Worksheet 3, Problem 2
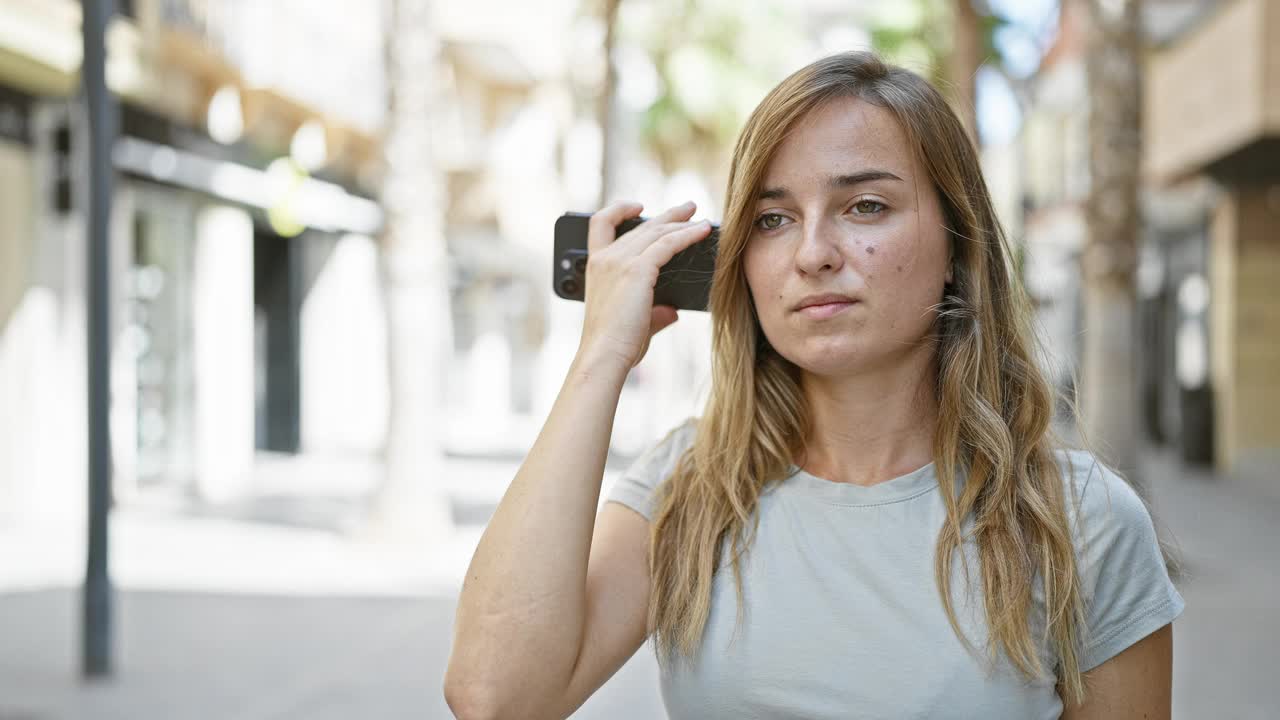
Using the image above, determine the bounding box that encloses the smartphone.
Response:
[552,211,720,312]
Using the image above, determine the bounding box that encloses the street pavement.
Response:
[0,589,662,720]
[1143,449,1280,720]
[0,448,1276,719]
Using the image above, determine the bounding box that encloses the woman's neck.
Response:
[797,344,938,487]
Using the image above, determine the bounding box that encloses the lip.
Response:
[797,300,856,319]
[793,293,858,311]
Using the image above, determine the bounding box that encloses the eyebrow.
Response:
[757,170,904,201]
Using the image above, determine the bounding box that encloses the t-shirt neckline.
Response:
[782,461,940,506]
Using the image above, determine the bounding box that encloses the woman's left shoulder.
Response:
[1050,448,1153,534]
[1047,448,1186,671]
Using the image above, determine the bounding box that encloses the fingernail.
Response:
[682,200,695,208]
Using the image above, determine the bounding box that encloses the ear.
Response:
[944,253,954,285]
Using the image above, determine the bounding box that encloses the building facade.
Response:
[0,0,716,537]
[1020,0,1279,484]
[0,0,388,523]
[1145,0,1280,480]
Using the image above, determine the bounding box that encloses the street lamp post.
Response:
[82,0,116,679]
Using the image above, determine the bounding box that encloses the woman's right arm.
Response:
[443,200,713,720]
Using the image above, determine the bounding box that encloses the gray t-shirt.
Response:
[605,419,1185,719]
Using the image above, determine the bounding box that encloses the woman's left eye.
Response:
[852,199,886,215]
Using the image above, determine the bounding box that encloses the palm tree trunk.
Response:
[948,0,982,145]
[1081,0,1143,480]
[372,0,455,541]
[598,0,623,208]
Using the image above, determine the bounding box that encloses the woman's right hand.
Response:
[577,199,714,371]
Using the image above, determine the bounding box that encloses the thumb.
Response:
[649,305,679,336]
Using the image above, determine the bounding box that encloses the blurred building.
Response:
[1020,0,1278,479]
[392,0,734,459]
[1145,0,1280,478]
[0,0,724,535]
[0,0,388,520]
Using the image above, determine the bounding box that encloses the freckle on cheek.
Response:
[896,265,903,273]
[866,246,876,255]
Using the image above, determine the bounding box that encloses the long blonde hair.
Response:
[647,50,1132,705]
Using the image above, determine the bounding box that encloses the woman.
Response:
[444,51,1184,719]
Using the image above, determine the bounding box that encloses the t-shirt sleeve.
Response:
[1063,451,1186,672]
[604,418,698,522]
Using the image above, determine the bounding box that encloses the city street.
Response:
[0,449,1276,719]
[2,0,1276,718]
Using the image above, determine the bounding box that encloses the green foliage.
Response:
[612,0,1019,174]
[868,0,1013,85]
[623,0,804,174]
[868,0,951,85]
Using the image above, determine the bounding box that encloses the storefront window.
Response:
[128,187,197,488]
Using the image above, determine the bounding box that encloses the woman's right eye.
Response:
[755,213,790,232]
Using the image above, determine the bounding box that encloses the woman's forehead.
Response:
[763,96,917,188]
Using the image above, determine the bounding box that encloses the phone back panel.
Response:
[553,212,719,312]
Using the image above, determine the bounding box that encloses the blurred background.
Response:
[0,0,1276,717]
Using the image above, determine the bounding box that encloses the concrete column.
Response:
[193,205,255,502]
[299,233,388,454]
[1209,185,1280,474]
[1208,193,1235,471]
[0,139,36,522]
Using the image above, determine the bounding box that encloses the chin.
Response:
[775,337,872,376]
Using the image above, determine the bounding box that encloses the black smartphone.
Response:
[552,211,720,312]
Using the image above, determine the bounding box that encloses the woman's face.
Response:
[743,95,953,378]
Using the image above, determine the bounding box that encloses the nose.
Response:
[794,216,844,276]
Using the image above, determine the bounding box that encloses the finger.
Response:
[588,201,644,254]
[613,219,704,253]
[649,305,678,336]
[647,200,697,225]
[639,220,714,267]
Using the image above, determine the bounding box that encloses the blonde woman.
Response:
[445,51,1184,719]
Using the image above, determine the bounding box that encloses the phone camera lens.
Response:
[560,277,581,296]
[573,256,588,275]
